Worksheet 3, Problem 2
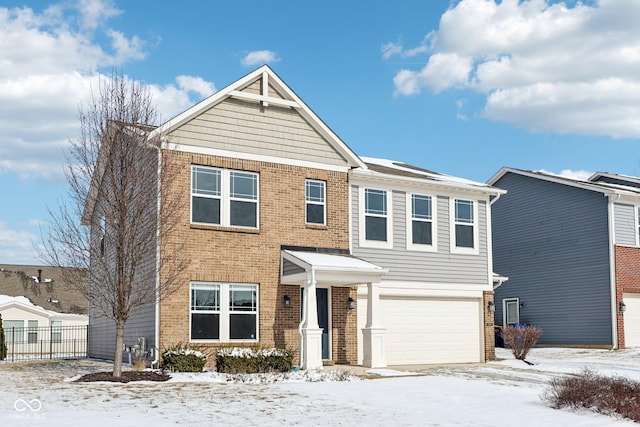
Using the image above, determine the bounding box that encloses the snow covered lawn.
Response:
[2,347,640,426]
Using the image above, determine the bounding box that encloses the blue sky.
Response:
[1,0,639,264]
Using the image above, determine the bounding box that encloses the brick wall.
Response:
[483,290,495,361]
[614,245,640,349]
[159,150,355,365]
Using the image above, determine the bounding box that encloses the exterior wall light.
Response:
[487,301,495,313]
[620,301,626,312]
[283,295,291,308]
[347,296,356,310]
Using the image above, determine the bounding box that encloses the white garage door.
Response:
[358,295,482,365]
[624,293,640,347]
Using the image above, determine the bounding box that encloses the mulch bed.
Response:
[75,370,171,383]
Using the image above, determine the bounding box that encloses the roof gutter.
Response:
[150,141,162,368]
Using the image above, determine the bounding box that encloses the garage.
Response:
[358,295,483,365]
[624,293,640,347]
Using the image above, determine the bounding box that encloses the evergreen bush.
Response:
[216,347,294,374]
[0,314,6,361]
[162,342,208,372]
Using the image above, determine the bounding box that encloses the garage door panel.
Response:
[358,295,482,365]
[624,293,640,347]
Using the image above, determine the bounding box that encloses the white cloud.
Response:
[241,50,281,67]
[0,1,215,182]
[388,0,640,138]
[0,221,40,265]
[537,168,594,181]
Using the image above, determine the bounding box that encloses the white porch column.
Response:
[301,277,323,369]
[362,281,386,368]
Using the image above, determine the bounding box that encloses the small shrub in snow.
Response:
[215,347,294,374]
[0,313,6,361]
[162,343,208,372]
[543,367,640,422]
[500,325,542,363]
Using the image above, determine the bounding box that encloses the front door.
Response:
[316,288,329,360]
[301,287,330,360]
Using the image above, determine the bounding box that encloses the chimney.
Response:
[38,269,42,283]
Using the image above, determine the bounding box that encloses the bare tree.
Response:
[42,72,185,376]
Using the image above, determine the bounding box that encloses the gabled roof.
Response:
[150,65,365,169]
[0,295,87,320]
[488,167,640,198]
[352,157,505,196]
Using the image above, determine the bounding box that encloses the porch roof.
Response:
[280,250,386,286]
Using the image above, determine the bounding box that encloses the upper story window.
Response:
[407,193,436,251]
[359,187,393,249]
[451,198,478,254]
[637,206,640,245]
[305,179,326,225]
[191,165,259,229]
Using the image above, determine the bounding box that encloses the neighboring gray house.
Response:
[489,168,640,349]
[351,158,505,364]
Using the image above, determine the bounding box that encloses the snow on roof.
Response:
[0,294,33,306]
[360,157,491,188]
[283,250,384,272]
[0,294,86,319]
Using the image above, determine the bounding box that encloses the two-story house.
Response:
[489,168,640,349]
[86,65,503,369]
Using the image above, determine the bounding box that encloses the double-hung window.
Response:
[50,320,62,343]
[451,198,478,254]
[305,179,326,225]
[190,282,258,341]
[637,206,640,246]
[191,166,258,228]
[27,320,38,344]
[407,193,436,251]
[361,188,392,248]
[2,320,24,344]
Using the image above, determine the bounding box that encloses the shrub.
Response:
[542,368,640,422]
[162,343,208,372]
[216,347,295,374]
[500,325,542,363]
[0,313,6,361]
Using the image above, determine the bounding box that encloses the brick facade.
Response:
[158,150,356,365]
[615,245,640,349]
[483,290,495,361]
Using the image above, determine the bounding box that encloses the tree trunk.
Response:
[113,320,125,377]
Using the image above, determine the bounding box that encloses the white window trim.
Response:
[189,282,259,342]
[449,198,479,255]
[191,166,260,229]
[503,298,520,327]
[635,205,640,247]
[406,193,437,252]
[305,179,326,226]
[359,187,393,249]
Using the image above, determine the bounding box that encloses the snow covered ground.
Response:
[2,347,640,426]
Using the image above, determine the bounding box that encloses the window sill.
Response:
[305,224,327,230]
[190,223,260,234]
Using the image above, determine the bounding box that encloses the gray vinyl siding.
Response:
[614,202,637,246]
[169,96,347,167]
[88,304,156,362]
[351,186,489,284]
[492,172,612,346]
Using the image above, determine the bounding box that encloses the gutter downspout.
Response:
[297,269,315,370]
[607,193,620,350]
[151,143,162,368]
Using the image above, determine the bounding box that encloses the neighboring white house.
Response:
[1,295,88,356]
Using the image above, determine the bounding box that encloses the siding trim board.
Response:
[152,66,365,170]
